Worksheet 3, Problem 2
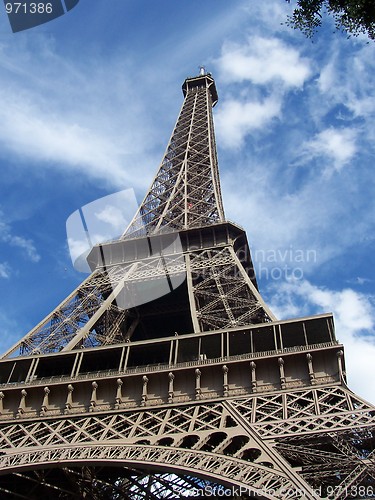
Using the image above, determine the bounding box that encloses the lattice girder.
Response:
[0,401,319,498]
[0,386,374,498]
[123,73,224,238]
[1,72,374,499]
[0,266,133,358]
[188,245,275,331]
[3,223,273,356]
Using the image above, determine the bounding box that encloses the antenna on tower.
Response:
[199,66,206,76]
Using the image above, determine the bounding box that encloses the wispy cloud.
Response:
[300,127,357,173]
[215,26,375,405]
[317,44,375,120]
[7,235,40,263]
[222,156,345,270]
[214,24,375,281]
[215,96,281,149]
[0,37,159,191]
[268,279,375,403]
[347,277,372,286]
[0,263,11,279]
[0,212,40,263]
[217,36,312,89]
[0,98,127,183]
[213,34,312,149]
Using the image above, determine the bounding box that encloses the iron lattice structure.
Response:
[0,72,374,499]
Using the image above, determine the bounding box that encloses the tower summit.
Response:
[123,70,221,238]
[0,73,373,498]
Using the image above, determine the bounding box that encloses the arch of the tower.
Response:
[0,442,307,499]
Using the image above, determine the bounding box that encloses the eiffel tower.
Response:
[0,70,374,499]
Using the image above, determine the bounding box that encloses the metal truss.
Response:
[0,388,373,498]
[2,73,272,358]
[123,73,224,238]
[0,400,319,498]
[187,246,275,331]
[1,266,132,358]
[2,240,273,357]
[0,72,374,499]
[0,467,223,499]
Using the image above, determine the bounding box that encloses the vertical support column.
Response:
[25,358,39,383]
[123,345,130,371]
[6,362,16,384]
[282,393,288,420]
[71,352,83,378]
[186,254,201,333]
[222,365,229,397]
[250,361,257,392]
[115,379,123,409]
[169,339,174,366]
[302,322,308,346]
[278,325,283,349]
[168,372,175,403]
[118,348,126,373]
[173,338,179,365]
[0,392,4,415]
[141,376,149,406]
[273,325,279,350]
[327,316,334,341]
[278,357,286,389]
[195,369,202,400]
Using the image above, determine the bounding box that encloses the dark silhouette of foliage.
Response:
[285,0,375,41]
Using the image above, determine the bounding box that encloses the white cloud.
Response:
[0,37,159,191]
[0,263,10,279]
[0,212,40,263]
[213,34,312,149]
[347,277,371,286]
[268,279,375,404]
[301,127,357,172]
[216,36,312,89]
[241,1,291,30]
[94,205,128,231]
[215,96,281,149]
[67,237,90,263]
[0,101,127,185]
[222,159,342,269]
[316,43,375,121]
[318,60,336,94]
[7,235,40,263]
[215,33,375,282]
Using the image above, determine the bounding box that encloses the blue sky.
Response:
[0,1,374,402]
